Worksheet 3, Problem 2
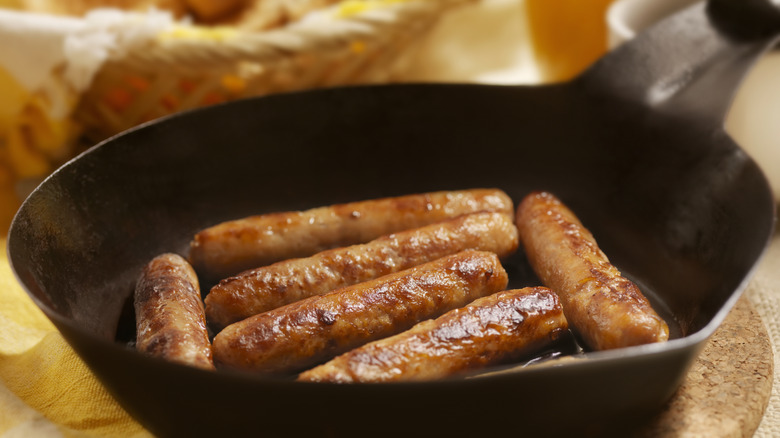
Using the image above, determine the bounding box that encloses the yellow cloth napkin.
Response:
[0,237,151,437]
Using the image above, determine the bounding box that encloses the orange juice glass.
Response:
[525,0,617,82]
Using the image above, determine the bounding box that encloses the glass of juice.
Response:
[525,0,616,82]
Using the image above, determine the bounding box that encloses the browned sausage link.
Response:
[298,287,569,383]
[189,188,514,281]
[211,250,509,374]
[134,253,214,370]
[204,211,519,330]
[515,191,669,350]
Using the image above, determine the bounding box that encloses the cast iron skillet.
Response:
[8,0,780,436]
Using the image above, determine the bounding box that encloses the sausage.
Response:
[298,287,569,383]
[134,253,214,370]
[211,250,509,374]
[515,191,669,350]
[189,188,514,281]
[204,211,519,330]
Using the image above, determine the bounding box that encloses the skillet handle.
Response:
[578,0,780,124]
[709,0,780,39]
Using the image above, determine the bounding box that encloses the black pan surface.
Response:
[7,1,780,436]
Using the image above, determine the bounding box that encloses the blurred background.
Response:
[1,0,778,236]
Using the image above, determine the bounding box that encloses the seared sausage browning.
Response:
[189,188,513,281]
[298,287,568,383]
[205,211,519,330]
[211,250,508,374]
[515,191,669,350]
[134,253,214,370]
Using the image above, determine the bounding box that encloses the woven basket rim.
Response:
[109,0,472,71]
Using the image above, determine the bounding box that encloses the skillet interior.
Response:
[7,2,778,437]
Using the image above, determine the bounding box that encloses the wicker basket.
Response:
[74,0,474,142]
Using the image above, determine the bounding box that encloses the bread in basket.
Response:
[76,0,474,141]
